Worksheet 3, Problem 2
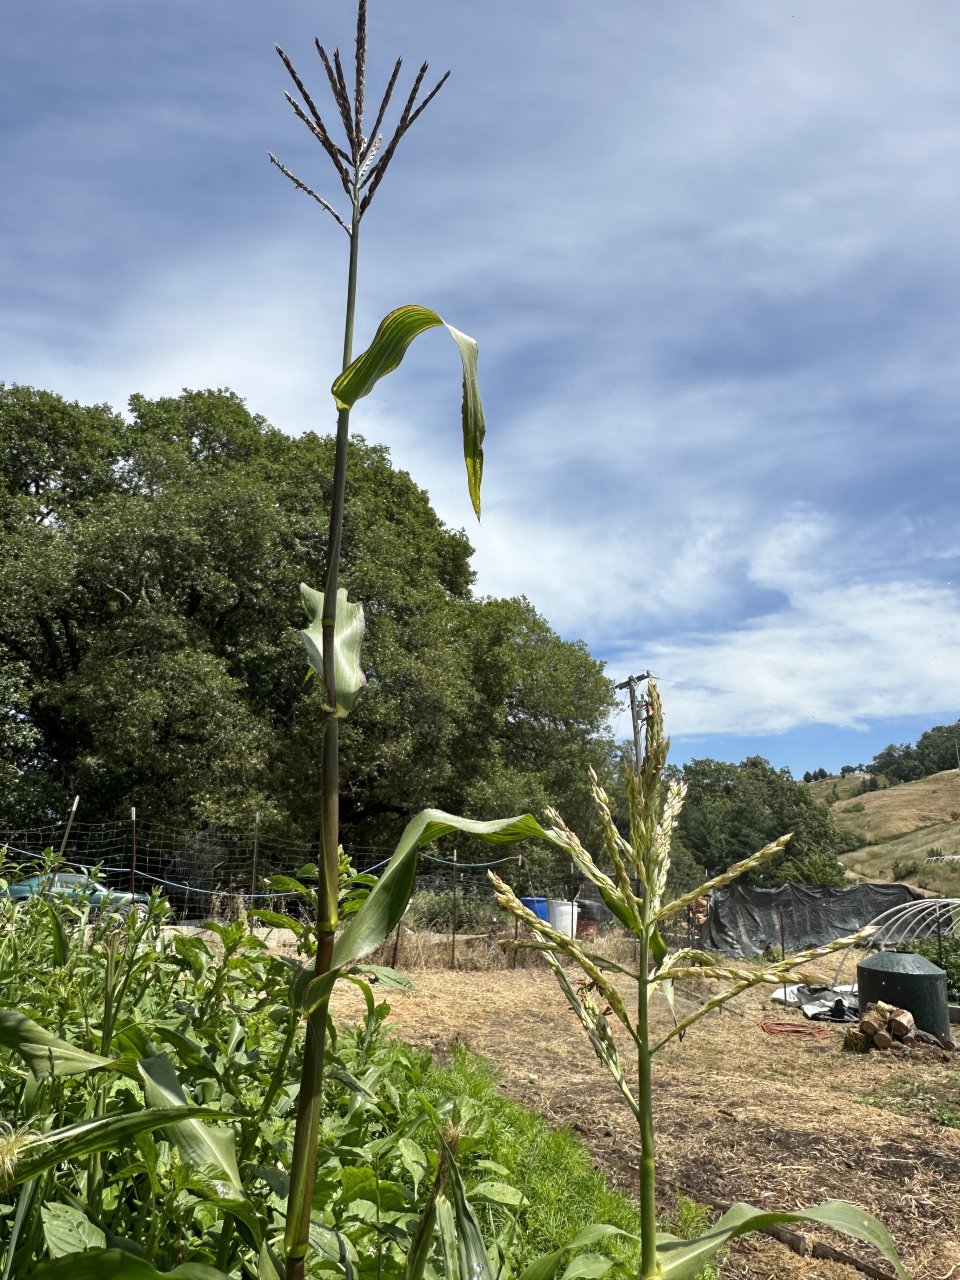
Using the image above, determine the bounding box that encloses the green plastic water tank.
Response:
[857,950,950,1042]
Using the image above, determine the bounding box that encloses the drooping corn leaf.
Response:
[30,1251,229,1278]
[656,1199,908,1280]
[138,1054,243,1197]
[1,1106,220,1190]
[299,583,366,718]
[332,810,564,969]
[0,1010,114,1078]
[331,305,485,518]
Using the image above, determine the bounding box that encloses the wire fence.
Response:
[0,815,705,962]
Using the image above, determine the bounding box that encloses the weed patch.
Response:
[861,1074,960,1129]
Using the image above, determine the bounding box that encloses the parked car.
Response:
[1,870,152,917]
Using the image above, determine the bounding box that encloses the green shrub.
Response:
[891,859,921,881]
[896,936,960,993]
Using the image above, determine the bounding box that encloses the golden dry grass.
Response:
[831,770,960,843]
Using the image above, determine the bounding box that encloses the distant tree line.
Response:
[0,384,617,856]
[866,720,960,784]
[799,719,960,788]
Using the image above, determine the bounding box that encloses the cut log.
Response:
[873,1029,894,1049]
[900,1034,917,1048]
[860,1002,894,1038]
[888,1008,915,1039]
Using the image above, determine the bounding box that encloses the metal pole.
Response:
[58,795,80,857]
[778,906,788,1007]
[130,806,137,895]
[450,850,459,969]
[251,811,260,895]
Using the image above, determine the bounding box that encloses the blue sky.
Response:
[3,1,960,778]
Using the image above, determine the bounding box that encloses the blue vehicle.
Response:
[2,870,151,917]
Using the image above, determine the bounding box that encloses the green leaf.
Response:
[31,1250,229,1278]
[0,1011,114,1078]
[397,1138,428,1199]
[355,964,414,991]
[333,810,563,969]
[257,1241,282,1280]
[656,1199,908,1280]
[565,1225,639,1250]
[41,1203,106,1257]
[248,909,303,933]
[516,1251,564,1280]
[138,1055,243,1197]
[331,305,486,519]
[299,584,366,718]
[559,1255,614,1280]
[469,1181,527,1208]
[42,902,70,966]
[443,1137,495,1280]
[2,1106,221,1190]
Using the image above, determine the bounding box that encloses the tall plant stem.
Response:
[284,203,362,1280]
[636,931,657,1280]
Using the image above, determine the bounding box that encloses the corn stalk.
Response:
[271,7,489,1276]
[490,682,909,1280]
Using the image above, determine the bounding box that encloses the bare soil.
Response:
[330,963,960,1280]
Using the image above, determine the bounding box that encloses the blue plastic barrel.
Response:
[518,896,549,921]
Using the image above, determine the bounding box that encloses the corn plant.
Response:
[268,5,494,1274]
[487,682,910,1280]
[0,861,546,1279]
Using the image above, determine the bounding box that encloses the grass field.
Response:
[820,768,960,892]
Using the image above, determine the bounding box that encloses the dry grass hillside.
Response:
[806,772,886,805]
[829,768,960,841]
[816,768,960,896]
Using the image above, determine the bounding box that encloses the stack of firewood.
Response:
[856,999,954,1051]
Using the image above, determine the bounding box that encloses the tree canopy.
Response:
[0,384,617,853]
[673,755,859,888]
[867,720,960,784]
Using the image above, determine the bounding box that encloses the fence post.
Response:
[58,795,80,857]
[450,849,458,970]
[251,811,261,896]
[130,807,137,895]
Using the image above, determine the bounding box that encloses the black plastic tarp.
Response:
[700,881,923,957]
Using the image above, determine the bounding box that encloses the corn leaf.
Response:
[0,1010,115,1078]
[138,1054,243,1197]
[332,810,563,969]
[656,1199,908,1280]
[299,584,366,718]
[516,1252,564,1280]
[559,1256,615,1280]
[30,1251,229,1278]
[331,305,485,518]
[2,1106,220,1190]
[42,901,70,966]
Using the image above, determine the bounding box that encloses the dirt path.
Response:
[331,968,960,1280]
